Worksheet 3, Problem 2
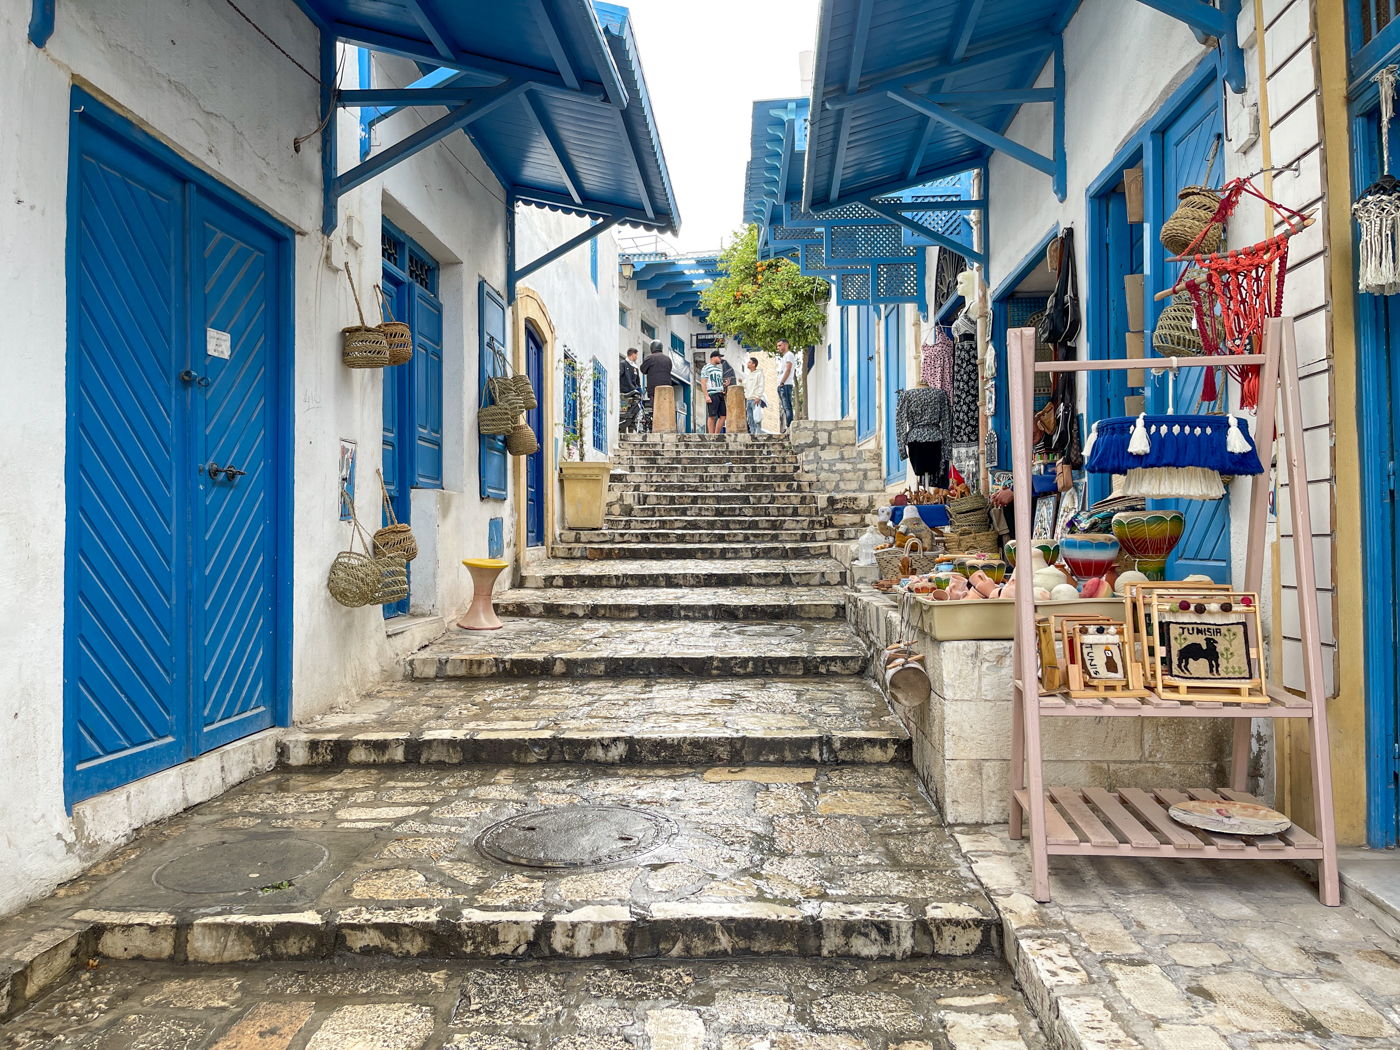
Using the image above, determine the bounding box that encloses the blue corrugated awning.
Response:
[625,253,723,319]
[293,0,678,251]
[742,97,808,251]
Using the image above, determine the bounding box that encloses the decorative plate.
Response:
[1167,800,1291,836]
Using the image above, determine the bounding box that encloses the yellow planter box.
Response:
[559,460,612,530]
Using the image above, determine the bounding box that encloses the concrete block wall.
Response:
[847,591,1234,825]
[788,419,887,496]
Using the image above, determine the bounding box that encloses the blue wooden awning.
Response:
[287,0,678,297]
[802,0,1242,216]
[742,97,808,254]
[626,253,722,319]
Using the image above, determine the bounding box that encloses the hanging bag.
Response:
[478,340,522,435]
[327,493,383,607]
[373,285,414,367]
[1161,139,1224,257]
[1037,229,1081,346]
[342,268,390,369]
[372,469,417,561]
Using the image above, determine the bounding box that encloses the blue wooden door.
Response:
[480,283,509,500]
[66,108,283,803]
[413,283,443,486]
[525,326,545,546]
[67,121,189,800]
[883,306,907,482]
[191,194,278,752]
[840,308,850,418]
[857,305,877,439]
[1151,80,1228,581]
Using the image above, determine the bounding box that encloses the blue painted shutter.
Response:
[191,193,277,751]
[840,308,850,418]
[857,306,877,439]
[67,122,188,800]
[593,362,608,452]
[479,282,508,500]
[884,306,906,481]
[414,284,443,487]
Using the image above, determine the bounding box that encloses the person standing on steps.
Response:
[743,356,766,435]
[720,355,737,434]
[776,338,797,432]
[639,338,672,417]
[619,346,642,432]
[702,350,727,434]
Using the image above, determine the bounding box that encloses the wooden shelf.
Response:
[1013,786,1326,860]
[1015,681,1313,717]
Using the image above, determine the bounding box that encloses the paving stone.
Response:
[303,1003,434,1050]
[208,1001,315,1050]
[1279,978,1397,1037]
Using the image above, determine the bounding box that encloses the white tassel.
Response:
[1082,420,1099,460]
[1128,412,1150,455]
[1226,414,1250,454]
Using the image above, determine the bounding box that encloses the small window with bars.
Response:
[382,229,401,269]
[592,361,608,453]
[619,305,628,328]
[408,251,435,293]
[1357,0,1396,46]
[641,319,656,339]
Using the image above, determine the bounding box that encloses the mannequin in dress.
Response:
[896,377,952,488]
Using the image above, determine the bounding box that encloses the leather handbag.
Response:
[1037,229,1081,346]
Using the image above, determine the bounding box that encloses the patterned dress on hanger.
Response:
[951,334,980,444]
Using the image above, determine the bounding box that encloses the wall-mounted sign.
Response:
[338,438,357,521]
[206,327,231,359]
[693,332,725,349]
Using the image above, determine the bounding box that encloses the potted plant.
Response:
[557,355,611,529]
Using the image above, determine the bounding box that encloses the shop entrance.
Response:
[64,92,290,805]
[883,305,907,483]
[524,325,545,547]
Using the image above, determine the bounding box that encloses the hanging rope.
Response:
[1355,66,1400,296]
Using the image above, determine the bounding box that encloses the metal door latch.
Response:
[179,370,211,387]
[207,462,247,481]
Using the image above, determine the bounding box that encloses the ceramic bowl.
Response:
[1059,533,1121,581]
[1111,510,1185,581]
[1003,539,1059,569]
[956,557,1007,584]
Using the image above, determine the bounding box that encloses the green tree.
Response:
[699,225,830,353]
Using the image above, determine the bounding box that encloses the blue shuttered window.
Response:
[479,282,509,500]
[563,350,580,441]
[671,333,684,353]
[381,221,443,490]
[592,361,608,453]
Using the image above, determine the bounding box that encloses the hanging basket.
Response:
[488,374,523,415]
[374,284,413,366]
[506,421,540,456]
[478,404,518,435]
[327,502,381,607]
[342,268,390,369]
[1152,269,1224,357]
[372,553,409,605]
[372,469,417,562]
[1161,186,1225,257]
[509,372,538,411]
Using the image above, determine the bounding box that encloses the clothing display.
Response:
[951,333,980,443]
[907,440,948,487]
[921,327,954,393]
[895,387,951,481]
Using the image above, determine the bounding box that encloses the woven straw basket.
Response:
[327,498,381,607]
[373,554,408,605]
[372,469,417,562]
[945,528,1002,555]
[510,372,538,411]
[1152,270,1226,357]
[374,285,413,366]
[905,538,940,575]
[1161,186,1224,257]
[479,404,518,435]
[875,547,907,581]
[343,268,389,369]
[506,421,540,456]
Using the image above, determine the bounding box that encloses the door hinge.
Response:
[1389,461,1395,496]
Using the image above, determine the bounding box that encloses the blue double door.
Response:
[883,305,907,483]
[66,101,286,803]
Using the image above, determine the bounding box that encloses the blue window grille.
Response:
[670,333,684,353]
[590,236,598,288]
[563,349,580,445]
[592,361,608,452]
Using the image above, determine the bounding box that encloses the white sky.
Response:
[620,0,821,255]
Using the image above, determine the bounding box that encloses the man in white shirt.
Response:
[701,350,726,434]
[742,356,766,434]
[776,338,797,432]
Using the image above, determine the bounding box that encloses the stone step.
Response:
[27,763,993,963]
[559,527,863,544]
[612,480,813,494]
[615,451,798,462]
[519,559,846,589]
[409,620,867,679]
[551,541,836,560]
[602,515,840,532]
[498,586,847,620]
[285,675,906,767]
[605,503,825,520]
[620,432,791,446]
[613,471,803,484]
[612,491,818,507]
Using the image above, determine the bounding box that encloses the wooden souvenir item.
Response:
[1148,590,1268,703]
[1124,581,1231,688]
[1061,617,1150,700]
[1036,616,1061,693]
[1168,799,1291,836]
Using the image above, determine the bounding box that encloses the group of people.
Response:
[619,339,798,435]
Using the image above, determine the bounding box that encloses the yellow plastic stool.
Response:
[459,558,509,631]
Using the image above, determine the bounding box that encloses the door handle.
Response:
[208,462,247,481]
[179,370,212,387]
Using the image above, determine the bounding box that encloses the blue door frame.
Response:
[63,89,293,807]
[480,282,509,500]
[883,306,907,484]
[839,307,851,419]
[524,325,545,546]
[1353,42,1400,847]
[856,305,877,440]
[990,227,1060,471]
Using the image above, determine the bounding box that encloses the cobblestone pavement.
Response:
[284,677,909,766]
[1,956,1044,1050]
[408,621,866,679]
[959,824,1400,1048]
[0,764,994,971]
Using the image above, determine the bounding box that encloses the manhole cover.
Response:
[476,806,676,868]
[728,624,804,638]
[152,838,329,893]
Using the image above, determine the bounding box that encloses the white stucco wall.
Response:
[0,2,628,916]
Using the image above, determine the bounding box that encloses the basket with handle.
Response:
[1160,139,1224,256]
[906,538,941,575]
[509,370,538,411]
[506,420,540,456]
[373,553,408,605]
[374,284,413,366]
[479,340,522,434]
[342,268,389,369]
[944,527,1002,555]
[875,546,908,581]
[372,468,417,561]
[327,494,382,607]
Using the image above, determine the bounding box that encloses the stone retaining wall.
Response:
[846,589,1235,825]
[788,420,886,495]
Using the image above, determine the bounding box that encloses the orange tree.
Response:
[699,225,830,354]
